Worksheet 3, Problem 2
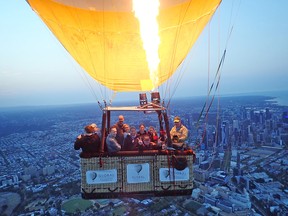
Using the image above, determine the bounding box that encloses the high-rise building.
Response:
[282,111,288,123]
[43,165,55,176]
[221,121,229,147]
[24,166,38,177]
[265,108,271,120]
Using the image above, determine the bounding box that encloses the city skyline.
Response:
[0,95,287,215]
[1,0,288,107]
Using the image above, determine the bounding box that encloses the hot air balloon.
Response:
[26,0,222,199]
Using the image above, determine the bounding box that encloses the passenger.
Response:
[119,123,130,148]
[159,129,167,142]
[138,135,159,151]
[148,126,158,144]
[106,126,121,153]
[74,123,101,156]
[123,124,130,138]
[159,129,167,150]
[137,124,147,140]
[90,123,101,136]
[123,126,138,151]
[170,116,189,149]
[113,115,125,145]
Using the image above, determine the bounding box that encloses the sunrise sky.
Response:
[1,0,288,107]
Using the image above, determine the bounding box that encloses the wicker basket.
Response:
[80,156,122,195]
[80,151,194,198]
[122,155,155,193]
[154,154,194,193]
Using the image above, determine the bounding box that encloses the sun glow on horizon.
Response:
[133,0,160,90]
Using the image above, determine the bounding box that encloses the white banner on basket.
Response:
[86,169,117,184]
[127,163,150,183]
[159,167,189,182]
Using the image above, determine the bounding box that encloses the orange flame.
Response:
[133,0,160,90]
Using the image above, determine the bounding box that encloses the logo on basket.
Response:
[86,169,117,184]
[90,172,97,180]
[135,164,142,174]
[159,168,189,182]
[127,163,150,183]
[163,170,170,178]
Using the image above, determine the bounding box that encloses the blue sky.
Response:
[1,0,288,107]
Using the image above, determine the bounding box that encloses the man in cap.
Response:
[90,123,100,135]
[170,116,188,149]
[74,123,101,156]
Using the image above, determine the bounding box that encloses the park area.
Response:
[62,198,93,213]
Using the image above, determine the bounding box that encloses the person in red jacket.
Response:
[148,126,158,144]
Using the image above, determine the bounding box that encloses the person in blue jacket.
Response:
[106,126,121,153]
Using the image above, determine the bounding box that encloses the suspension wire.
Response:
[74,3,102,101]
[101,0,108,103]
[196,49,226,126]
[77,66,101,102]
[164,1,193,108]
[198,52,223,171]
[201,21,212,156]
[74,0,110,110]
[214,85,221,154]
[211,0,242,153]
[165,2,222,110]
[72,0,125,110]
[194,15,226,150]
[165,61,186,109]
[62,2,109,110]
[41,2,104,109]
[194,0,242,151]
[195,53,224,151]
[109,91,117,106]
[225,0,242,49]
[101,1,118,107]
[213,3,222,157]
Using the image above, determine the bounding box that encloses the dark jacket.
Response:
[136,130,147,141]
[122,134,138,151]
[113,122,125,145]
[74,133,101,154]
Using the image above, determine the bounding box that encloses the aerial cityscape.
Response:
[1,1,288,216]
[0,93,287,215]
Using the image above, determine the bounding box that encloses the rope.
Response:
[72,3,104,108]
[194,0,242,151]
[196,49,226,125]
[164,1,193,106]
[193,49,226,150]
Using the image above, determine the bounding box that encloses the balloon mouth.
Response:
[52,0,190,11]
[140,80,154,91]
[52,0,133,11]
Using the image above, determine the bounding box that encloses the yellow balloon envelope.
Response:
[26,0,221,92]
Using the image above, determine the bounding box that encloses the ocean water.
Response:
[261,90,288,106]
